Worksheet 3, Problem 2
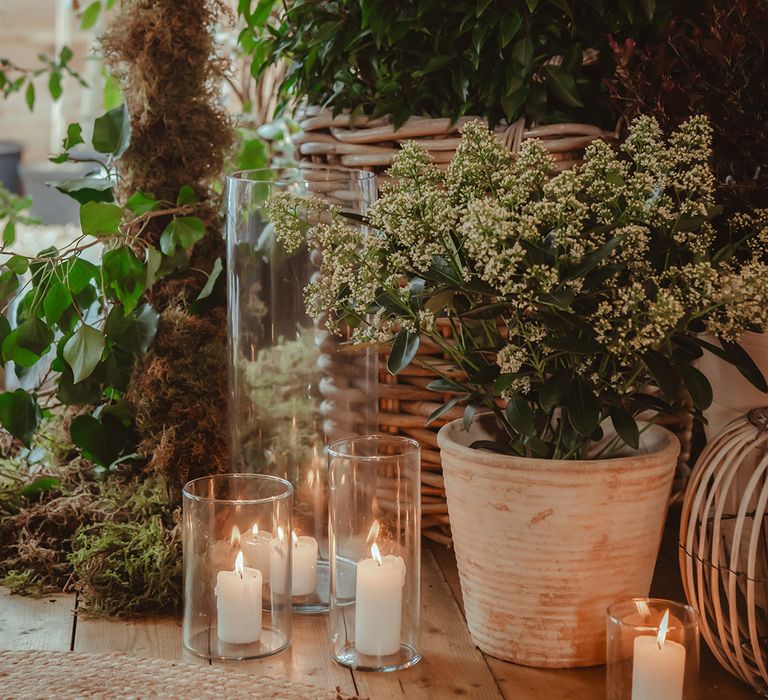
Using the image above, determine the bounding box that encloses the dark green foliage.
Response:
[241,0,673,126]
[607,0,768,213]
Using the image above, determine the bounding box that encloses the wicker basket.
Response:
[295,107,697,545]
[294,106,619,186]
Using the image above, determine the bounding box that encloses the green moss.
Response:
[66,476,181,616]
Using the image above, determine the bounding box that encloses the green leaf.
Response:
[19,476,60,498]
[172,216,206,248]
[176,185,197,206]
[642,349,678,401]
[92,103,130,156]
[25,82,35,110]
[463,401,479,431]
[0,315,11,350]
[500,13,522,48]
[506,397,535,436]
[610,407,639,450]
[640,0,656,19]
[0,389,41,446]
[80,201,123,237]
[0,269,19,299]
[79,1,101,29]
[6,255,29,276]
[566,377,600,436]
[105,303,159,354]
[16,317,54,356]
[427,377,466,392]
[512,37,534,69]
[70,415,116,466]
[681,365,713,410]
[48,71,62,100]
[539,368,572,411]
[144,247,162,287]
[425,396,462,426]
[53,176,114,205]
[542,65,583,107]
[102,246,144,313]
[126,191,158,215]
[720,339,768,393]
[195,258,223,301]
[63,324,105,383]
[387,328,420,375]
[63,123,84,150]
[64,258,98,294]
[43,282,72,325]
[160,217,206,255]
[3,221,15,245]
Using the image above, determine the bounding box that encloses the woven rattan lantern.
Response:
[679,408,768,696]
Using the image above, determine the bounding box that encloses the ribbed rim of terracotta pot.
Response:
[437,413,680,469]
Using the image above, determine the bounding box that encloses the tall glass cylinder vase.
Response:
[328,435,422,671]
[226,167,378,613]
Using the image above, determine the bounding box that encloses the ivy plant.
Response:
[0,105,219,468]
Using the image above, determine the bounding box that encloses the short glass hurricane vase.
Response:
[226,167,379,613]
[606,598,700,700]
[328,435,422,672]
[182,474,293,660]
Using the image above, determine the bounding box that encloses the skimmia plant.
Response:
[269,116,768,459]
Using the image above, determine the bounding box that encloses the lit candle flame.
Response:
[366,520,381,546]
[292,531,299,547]
[252,523,258,537]
[235,550,244,579]
[371,542,382,567]
[230,525,241,548]
[657,609,670,650]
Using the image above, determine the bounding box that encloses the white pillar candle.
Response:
[242,523,273,583]
[632,610,686,700]
[291,532,318,597]
[355,543,406,656]
[268,529,319,597]
[215,551,262,644]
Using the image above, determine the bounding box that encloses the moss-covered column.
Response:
[101,0,234,483]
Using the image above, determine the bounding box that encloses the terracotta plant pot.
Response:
[696,331,768,441]
[437,415,680,668]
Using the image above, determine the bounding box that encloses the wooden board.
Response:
[212,614,357,697]
[74,613,200,665]
[353,547,502,699]
[0,591,74,652]
[0,510,762,698]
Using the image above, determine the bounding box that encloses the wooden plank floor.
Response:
[0,509,760,698]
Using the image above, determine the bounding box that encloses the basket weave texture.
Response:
[0,650,353,700]
[296,107,692,545]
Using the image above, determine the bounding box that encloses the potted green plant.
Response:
[267,115,768,666]
[241,0,671,171]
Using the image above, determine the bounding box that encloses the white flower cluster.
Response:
[267,114,768,416]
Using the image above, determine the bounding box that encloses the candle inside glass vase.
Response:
[215,550,262,644]
[242,522,273,583]
[632,609,686,700]
[355,542,406,657]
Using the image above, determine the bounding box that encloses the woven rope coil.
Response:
[0,650,354,700]
[679,409,768,695]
